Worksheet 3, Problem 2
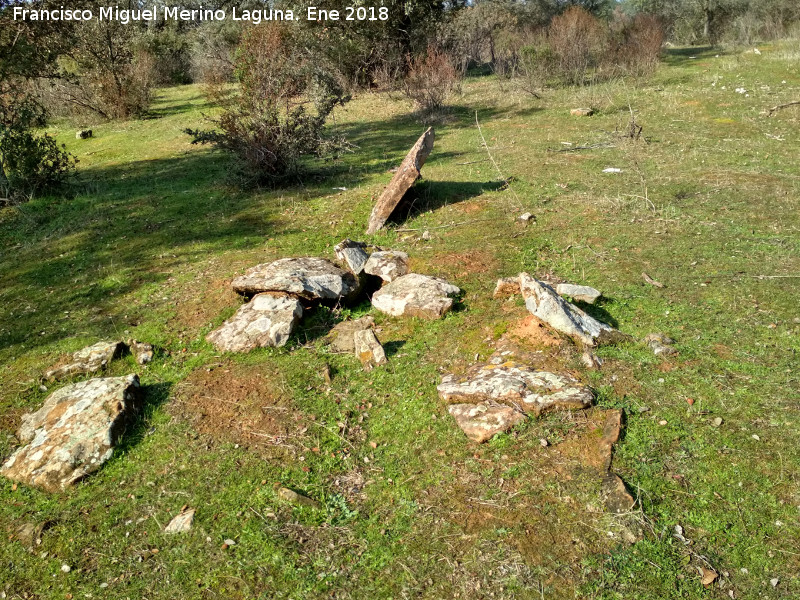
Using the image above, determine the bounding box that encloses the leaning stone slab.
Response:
[354,329,387,370]
[364,250,409,282]
[520,273,625,346]
[371,273,460,320]
[438,361,593,416]
[448,402,525,443]
[334,239,371,275]
[231,257,357,301]
[366,127,435,235]
[555,283,601,305]
[1,375,140,492]
[43,341,125,382]
[206,293,302,352]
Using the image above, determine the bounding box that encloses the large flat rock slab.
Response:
[366,128,434,235]
[43,341,125,382]
[207,293,303,352]
[520,273,624,346]
[1,375,141,492]
[231,257,357,301]
[371,273,460,320]
[438,361,593,416]
[448,402,525,443]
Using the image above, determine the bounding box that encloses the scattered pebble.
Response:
[539,438,549,447]
[770,578,779,588]
[712,417,723,427]
[61,564,71,573]
[752,434,760,441]
[659,420,668,426]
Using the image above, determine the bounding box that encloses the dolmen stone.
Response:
[555,283,602,305]
[43,341,125,382]
[438,361,593,417]
[447,403,525,443]
[520,273,624,346]
[1,375,140,492]
[231,257,357,302]
[364,250,409,283]
[334,239,371,275]
[326,316,376,353]
[207,293,303,352]
[354,329,388,370]
[371,273,460,320]
[366,127,435,235]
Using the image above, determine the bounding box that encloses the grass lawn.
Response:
[1,43,799,599]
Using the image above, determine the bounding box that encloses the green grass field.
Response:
[1,44,799,599]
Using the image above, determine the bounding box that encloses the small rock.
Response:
[601,473,635,513]
[43,340,126,382]
[520,274,625,346]
[128,340,154,365]
[75,129,92,139]
[539,438,548,447]
[602,167,622,173]
[493,277,521,299]
[421,230,431,241]
[372,273,460,320]
[712,417,723,427]
[581,350,603,369]
[206,293,303,352]
[570,108,594,116]
[555,283,602,304]
[354,329,387,371]
[38,385,47,393]
[334,239,370,275]
[364,250,410,283]
[164,508,195,534]
[224,538,236,546]
[61,564,71,573]
[231,257,357,302]
[277,487,321,509]
[644,333,677,356]
[770,578,779,588]
[326,316,375,353]
[447,402,525,443]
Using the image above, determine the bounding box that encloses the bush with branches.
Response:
[185,23,350,184]
[402,45,460,112]
[0,83,76,201]
[547,6,608,86]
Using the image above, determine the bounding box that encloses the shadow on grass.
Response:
[662,46,721,67]
[114,381,173,457]
[386,179,508,227]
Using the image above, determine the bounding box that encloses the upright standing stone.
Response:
[366,128,435,234]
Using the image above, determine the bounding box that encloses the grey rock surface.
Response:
[364,250,410,282]
[43,341,125,382]
[555,283,602,304]
[447,402,525,443]
[371,273,460,320]
[1,375,140,492]
[231,257,357,301]
[206,293,303,352]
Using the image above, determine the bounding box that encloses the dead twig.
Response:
[547,143,616,153]
[475,110,523,211]
[767,100,800,116]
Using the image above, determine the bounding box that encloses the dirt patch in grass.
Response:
[170,361,309,459]
[457,201,484,215]
[434,250,500,279]
[507,315,564,349]
[172,276,240,333]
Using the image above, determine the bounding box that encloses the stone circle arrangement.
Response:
[1,128,676,519]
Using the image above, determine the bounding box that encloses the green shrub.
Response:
[185,23,350,184]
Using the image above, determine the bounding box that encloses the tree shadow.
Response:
[662,46,721,67]
[575,299,620,329]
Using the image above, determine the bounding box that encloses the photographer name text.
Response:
[13,5,389,24]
